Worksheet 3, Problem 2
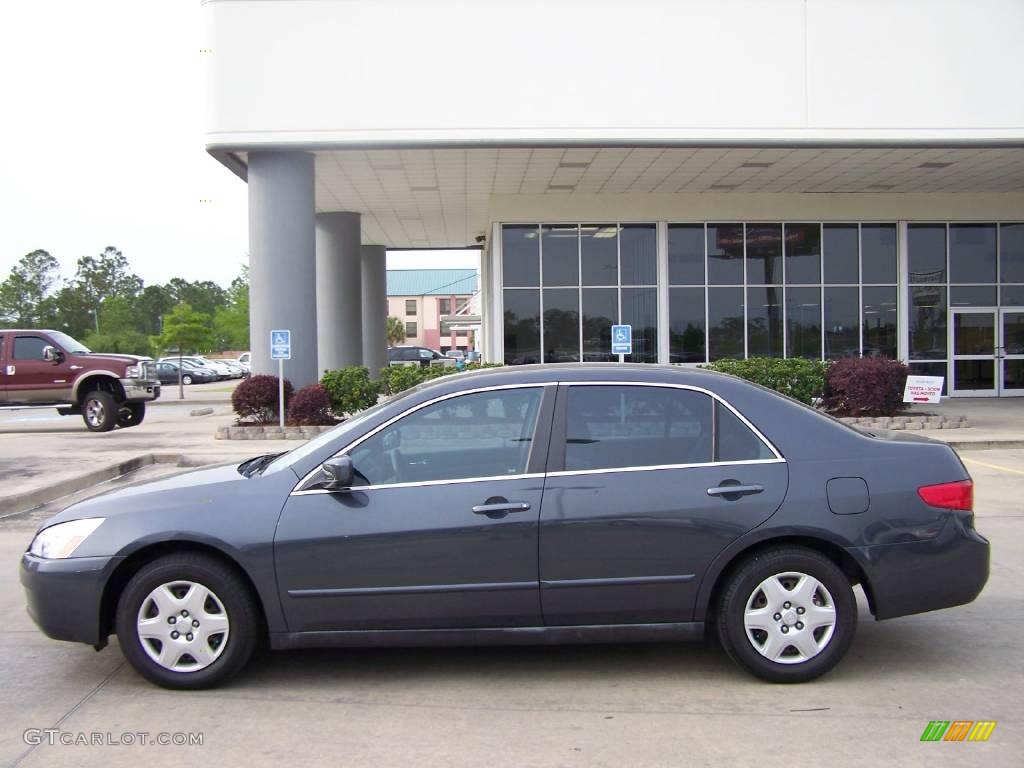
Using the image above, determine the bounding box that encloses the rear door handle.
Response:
[472,502,531,517]
[707,484,764,498]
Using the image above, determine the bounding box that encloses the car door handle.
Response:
[472,502,531,517]
[707,484,764,498]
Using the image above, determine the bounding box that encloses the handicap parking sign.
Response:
[611,324,632,355]
[270,330,291,360]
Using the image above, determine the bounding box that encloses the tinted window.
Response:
[502,225,540,287]
[580,224,618,286]
[542,224,579,287]
[582,287,617,362]
[619,224,657,285]
[13,336,48,360]
[707,224,744,284]
[746,224,782,285]
[503,289,540,365]
[708,287,745,360]
[784,224,821,284]
[668,224,705,285]
[543,288,580,362]
[716,401,774,462]
[861,224,898,284]
[669,287,706,363]
[565,386,713,471]
[824,286,860,359]
[1000,224,1024,283]
[822,224,859,284]
[949,224,996,284]
[908,224,947,284]
[349,388,543,486]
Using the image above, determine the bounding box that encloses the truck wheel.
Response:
[117,402,146,428]
[81,390,118,432]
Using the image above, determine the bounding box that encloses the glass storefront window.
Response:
[621,287,658,363]
[668,224,704,285]
[861,224,898,284]
[708,287,744,361]
[786,286,822,359]
[746,224,782,285]
[824,287,860,359]
[784,224,821,285]
[1002,285,1024,307]
[909,285,947,360]
[541,224,579,287]
[669,287,706,363]
[580,224,618,286]
[908,224,947,284]
[620,224,657,285]
[1001,224,1024,283]
[501,225,539,287]
[949,224,997,284]
[503,289,540,365]
[862,286,898,359]
[582,288,617,362]
[542,288,580,362]
[746,286,783,357]
[950,285,998,307]
[707,224,744,285]
[822,224,858,284]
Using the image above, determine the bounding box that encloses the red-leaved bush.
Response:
[288,384,335,426]
[823,358,909,417]
[232,374,293,423]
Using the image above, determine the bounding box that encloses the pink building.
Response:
[387,269,478,353]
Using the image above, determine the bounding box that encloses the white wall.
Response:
[205,0,1024,148]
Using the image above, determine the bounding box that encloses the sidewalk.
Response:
[907,398,1024,448]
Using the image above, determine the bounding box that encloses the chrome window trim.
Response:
[292,383,554,494]
[290,379,784,496]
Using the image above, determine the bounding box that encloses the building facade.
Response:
[386,269,478,353]
[204,0,1024,395]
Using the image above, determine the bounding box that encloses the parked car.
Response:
[20,364,988,689]
[388,346,446,367]
[159,357,224,381]
[218,360,247,378]
[444,349,465,361]
[0,329,159,432]
[155,361,217,386]
[237,352,250,366]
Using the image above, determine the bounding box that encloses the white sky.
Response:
[0,1,474,289]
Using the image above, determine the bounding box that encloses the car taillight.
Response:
[918,479,973,511]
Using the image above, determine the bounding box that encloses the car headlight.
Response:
[29,518,105,559]
[125,364,140,378]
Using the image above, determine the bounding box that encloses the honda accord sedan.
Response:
[20,364,989,689]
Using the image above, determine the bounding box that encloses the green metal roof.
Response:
[386,269,477,296]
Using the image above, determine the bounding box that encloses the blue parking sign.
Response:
[611,324,632,355]
[270,330,291,360]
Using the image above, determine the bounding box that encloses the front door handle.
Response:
[472,501,531,518]
[707,484,764,499]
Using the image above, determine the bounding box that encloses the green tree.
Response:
[51,284,96,338]
[82,296,152,356]
[386,316,405,346]
[153,303,215,357]
[0,250,61,327]
[213,266,249,350]
[135,284,176,337]
[71,247,144,308]
[166,277,227,319]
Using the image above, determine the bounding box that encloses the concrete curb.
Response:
[0,453,230,521]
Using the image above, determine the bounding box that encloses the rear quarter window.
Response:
[715,400,775,461]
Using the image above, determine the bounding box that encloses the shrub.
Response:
[823,357,910,417]
[702,358,827,405]
[288,384,335,426]
[376,361,504,396]
[320,367,380,416]
[232,374,293,424]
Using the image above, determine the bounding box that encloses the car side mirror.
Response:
[42,345,62,363]
[320,456,354,491]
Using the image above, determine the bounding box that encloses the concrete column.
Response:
[315,212,363,373]
[360,244,388,377]
[248,151,318,387]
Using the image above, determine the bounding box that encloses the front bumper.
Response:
[120,378,161,402]
[20,553,123,647]
[851,512,990,621]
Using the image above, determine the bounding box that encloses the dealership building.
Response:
[203,0,1024,396]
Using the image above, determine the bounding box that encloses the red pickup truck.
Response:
[0,329,160,432]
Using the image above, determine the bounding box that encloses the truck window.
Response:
[13,336,48,360]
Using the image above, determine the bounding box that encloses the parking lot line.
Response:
[962,457,1024,476]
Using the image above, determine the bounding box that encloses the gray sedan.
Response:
[20,364,989,689]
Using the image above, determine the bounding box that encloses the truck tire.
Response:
[81,390,118,432]
[117,402,146,428]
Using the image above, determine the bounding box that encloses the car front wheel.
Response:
[181,374,193,385]
[716,547,856,683]
[116,553,260,689]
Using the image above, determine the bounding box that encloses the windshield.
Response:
[49,331,90,354]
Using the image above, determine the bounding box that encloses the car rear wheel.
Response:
[182,374,193,385]
[716,547,856,683]
[116,553,260,689]
[117,402,146,428]
[81,390,118,432]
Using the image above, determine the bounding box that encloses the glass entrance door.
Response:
[950,309,997,396]
[1000,309,1024,397]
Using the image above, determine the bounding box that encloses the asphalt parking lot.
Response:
[1,444,1021,766]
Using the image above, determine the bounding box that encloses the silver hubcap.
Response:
[743,571,836,664]
[136,581,230,672]
[85,399,105,427]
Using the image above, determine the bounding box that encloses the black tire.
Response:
[117,402,146,428]
[116,553,260,690]
[716,547,856,683]
[182,374,193,385]
[81,390,118,432]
